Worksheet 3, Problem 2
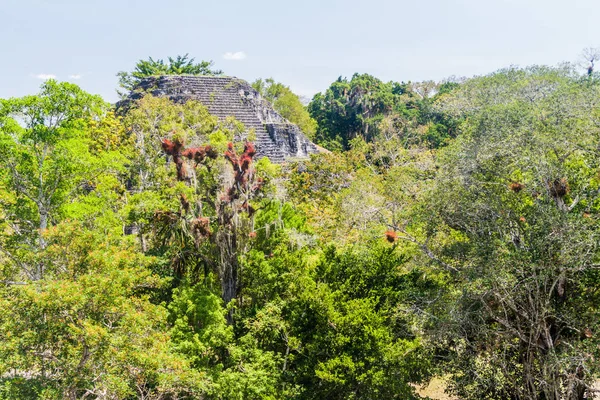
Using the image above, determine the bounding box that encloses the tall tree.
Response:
[0,80,110,281]
[428,66,600,399]
[123,95,272,322]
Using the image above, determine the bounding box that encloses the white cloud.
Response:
[35,73,56,80]
[69,74,82,80]
[223,51,247,61]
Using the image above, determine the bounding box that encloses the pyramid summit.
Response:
[120,75,320,163]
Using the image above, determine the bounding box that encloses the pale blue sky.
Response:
[2,0,599,102]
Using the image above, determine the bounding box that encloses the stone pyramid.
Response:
[122,75,320,163]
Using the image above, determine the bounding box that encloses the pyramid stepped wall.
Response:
[124,75,319,163]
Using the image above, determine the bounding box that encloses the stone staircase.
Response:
[128,75,318,163]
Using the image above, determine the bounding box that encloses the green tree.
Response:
[123,94,278,323]
[282,244,434,400]
[308,74,459,150]
[0,222,205,399]
[0,80,116,281]
[308,73,417,150]
[252,78,317,139]
[117,54,223,95]
[168,283,291,399]
[428,66,600,399]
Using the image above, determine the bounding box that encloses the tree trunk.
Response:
[218,211,239,325]
[36,206,48,280]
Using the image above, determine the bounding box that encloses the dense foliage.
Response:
[252,78,318,139]
[1,58,600,400]
[307,73,458,150]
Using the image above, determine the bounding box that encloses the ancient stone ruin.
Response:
[123,75,319,163]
